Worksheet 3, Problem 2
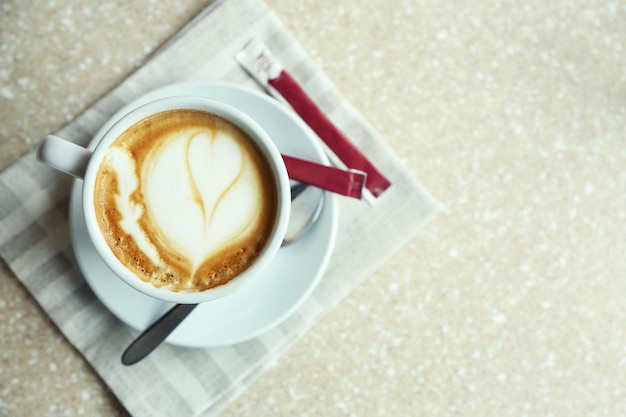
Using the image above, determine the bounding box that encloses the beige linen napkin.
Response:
[0,0,440,415]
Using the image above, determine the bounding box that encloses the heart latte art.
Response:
[94,109,278,292]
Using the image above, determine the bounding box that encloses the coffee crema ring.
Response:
[94,109,279,292]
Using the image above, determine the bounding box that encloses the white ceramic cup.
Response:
[37,96,291,304]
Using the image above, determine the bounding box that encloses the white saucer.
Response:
[68,82,338,348]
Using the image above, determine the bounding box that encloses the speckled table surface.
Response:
[2,0,626,416]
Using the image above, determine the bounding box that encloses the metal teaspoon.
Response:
[121,183,324,365]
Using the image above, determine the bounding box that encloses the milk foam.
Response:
[107,147,163,268]
[95,110,277,292]
[140,129,262,270]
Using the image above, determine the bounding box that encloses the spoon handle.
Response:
[121,303,197,366]
[121,182,323,365]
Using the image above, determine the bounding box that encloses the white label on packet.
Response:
[235,38,296,113]
[236,38,283,88]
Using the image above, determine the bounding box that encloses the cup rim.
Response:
[81,96,291,304]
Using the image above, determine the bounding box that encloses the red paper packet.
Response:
[282,154,365,199]
[236,38,392,204]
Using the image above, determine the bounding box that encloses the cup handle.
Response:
[37,135,93,179]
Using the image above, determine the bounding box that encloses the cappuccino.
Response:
[93,109,278,292]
